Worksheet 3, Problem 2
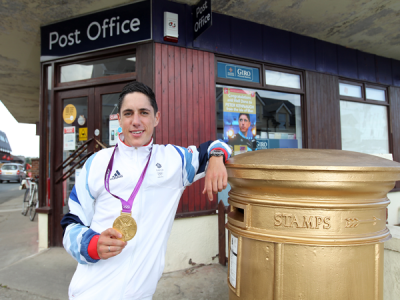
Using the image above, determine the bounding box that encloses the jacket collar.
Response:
[117,134,153,154]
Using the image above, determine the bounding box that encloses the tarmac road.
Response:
[0,182,25,205]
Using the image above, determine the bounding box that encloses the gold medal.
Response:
[113,212,137,242]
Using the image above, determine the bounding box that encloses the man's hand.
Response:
[97,228,127,259]
[202,156,228,201]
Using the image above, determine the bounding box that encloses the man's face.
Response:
[117,92,160,147]
[239,115,250,135]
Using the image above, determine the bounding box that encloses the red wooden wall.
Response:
[154,43,217,217]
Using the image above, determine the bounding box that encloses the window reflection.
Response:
[340,100,389,154]
[60,55,136,83]
[339,83,362,98]
[216,85,302,156]
[366,88,385,101]
[265,70,301,89]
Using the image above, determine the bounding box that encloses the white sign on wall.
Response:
[229,234,238,288]
[64,126,76,151]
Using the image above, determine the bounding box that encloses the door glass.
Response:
[102,93,120,147]
[62,97,88,214]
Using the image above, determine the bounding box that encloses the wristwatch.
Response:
[209,149,226,162]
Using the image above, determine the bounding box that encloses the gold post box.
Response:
[225,149,400,300]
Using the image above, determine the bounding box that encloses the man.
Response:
[61,82,231,300]
[228,112,257,152]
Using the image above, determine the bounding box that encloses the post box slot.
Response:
[228,202,247,228]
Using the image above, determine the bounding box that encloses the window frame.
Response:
[338,78,392,158]
[215,55,306,149]
[263,65,304,94]
[339,79,388,105]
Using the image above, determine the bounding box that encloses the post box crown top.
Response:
[226,149,400,171]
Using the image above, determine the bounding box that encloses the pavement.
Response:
[0,193,229,300]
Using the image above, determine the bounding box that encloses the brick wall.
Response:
[30,158,39,178]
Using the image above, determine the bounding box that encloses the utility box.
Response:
[225,149,400,300]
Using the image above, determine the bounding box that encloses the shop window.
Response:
[265,69,301,89]
[60,54,136,83]
[339,80,389,154]
[216,85,302,156]
[340,101,389,154]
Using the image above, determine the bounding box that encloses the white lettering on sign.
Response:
[237,69,251,77]
[196,1,208,18]
[194,13,211,32]
[49,16,141,50]
[50,30,81,50]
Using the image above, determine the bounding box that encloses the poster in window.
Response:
[109,114,119,146]
[223,87,257,156]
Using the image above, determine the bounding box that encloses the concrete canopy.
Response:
[1,0,399,124]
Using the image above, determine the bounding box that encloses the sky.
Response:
[0,101,40,158]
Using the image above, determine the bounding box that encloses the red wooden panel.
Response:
[209,53,216,141]
[180,48,189,213]
[192,50,201,211]
[175,47,182,147]
[154,43,162,144]
[168,45,176,145]
[154,44,219,215]
[198,51,207,211]
[203,53,211,210]
[209,53,217,209]
[186,49,195,213]
[161,44,169,144]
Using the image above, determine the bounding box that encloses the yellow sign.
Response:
[79,127,88,141]
[223,88,256,114]
[63,104,77,124]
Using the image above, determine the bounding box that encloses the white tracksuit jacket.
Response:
[61,134,231,300]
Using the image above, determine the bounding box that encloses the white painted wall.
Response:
[384,225,400,300]
[38,213,48,251]
[163,215,219,273]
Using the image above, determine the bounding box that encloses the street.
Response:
[0,189,229,300]
[0,181,25,205]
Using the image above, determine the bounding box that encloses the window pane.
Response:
[339,83,362,98]
[265,70,301,89]
[366,88,385,101]
[60,55,136,83]
[340,101,389,154]
[62,97,88,214]
[101,93,120,147]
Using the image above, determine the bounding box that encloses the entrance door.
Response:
[53,83,127,243]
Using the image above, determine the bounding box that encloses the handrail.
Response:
[95,139,107,149]
[56,138,108,184]
[56,152,93,184]
[56,138,93,171]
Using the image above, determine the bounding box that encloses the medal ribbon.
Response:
[104,143,152,213]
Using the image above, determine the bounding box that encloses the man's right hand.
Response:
[97,228,127,259]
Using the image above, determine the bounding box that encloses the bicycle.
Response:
[21,176,39,221]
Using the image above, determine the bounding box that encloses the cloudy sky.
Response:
[0,101,40,158]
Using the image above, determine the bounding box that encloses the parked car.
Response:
[0,163,26,183]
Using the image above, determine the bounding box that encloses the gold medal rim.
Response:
[112,214,137,242]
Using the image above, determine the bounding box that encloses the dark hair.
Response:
[118,81,158,115]
[238,113,250,121]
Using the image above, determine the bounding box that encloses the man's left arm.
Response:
[173,140,231,200]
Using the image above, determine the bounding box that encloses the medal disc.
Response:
[113,213,137,242]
